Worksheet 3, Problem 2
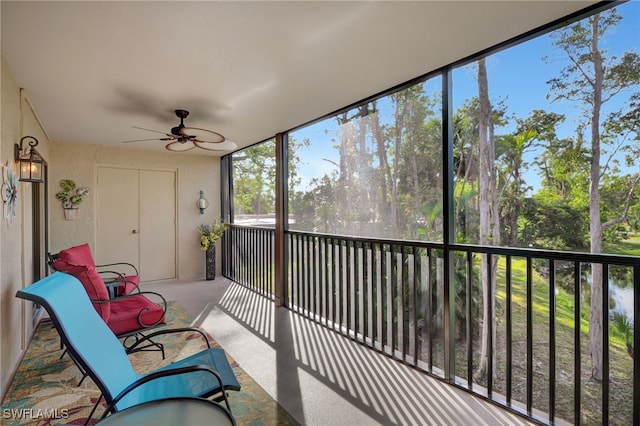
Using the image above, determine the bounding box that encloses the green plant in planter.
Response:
[198,220,228,251]
[55,179,90,209]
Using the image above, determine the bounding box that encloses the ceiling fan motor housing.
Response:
[171,109,190,135]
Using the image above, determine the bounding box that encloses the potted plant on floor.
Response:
[55,179,90,220]
[198,220,228,280]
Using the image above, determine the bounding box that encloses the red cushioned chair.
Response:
[48,244,167,361]
[48,243,140,298]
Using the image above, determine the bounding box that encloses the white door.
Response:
[96,167,176,281]
[139,170,176,281]
[97,168,140,268]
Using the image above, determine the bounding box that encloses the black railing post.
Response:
[442,67,456,382]
[487,254,494,398]
[466,251,473,389]
[549,259,556,424]
[372,242,379,347]
[412,246,419,364]
[506,255,513,404]
[526,256,533,416]
[634,265,640,426]
[427,249,434,373]
[602,263,609,424]
[274,132,287,307]
[574,261,581,426]
[220,155,232,277]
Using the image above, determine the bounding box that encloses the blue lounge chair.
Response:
[16,272,241,424]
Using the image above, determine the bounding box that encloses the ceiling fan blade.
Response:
[182,127,225,143]
[165,141,195,152]
[122,137,175,143]
[193,139,238,151]
[132,126,173,136]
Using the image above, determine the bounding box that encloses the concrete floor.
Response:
[143,277,534,426]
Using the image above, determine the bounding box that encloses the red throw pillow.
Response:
[52,261,110,322]
[56,243,96,268]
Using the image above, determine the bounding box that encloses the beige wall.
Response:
[1,55,223,397]
[1,57,51,398]
[49,141,221,280]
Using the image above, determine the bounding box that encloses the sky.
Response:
[289,1,639,194]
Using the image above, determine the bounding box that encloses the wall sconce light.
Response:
[14,136,46,183]
[196,190,209,214]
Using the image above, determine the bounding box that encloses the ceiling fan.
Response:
[122,109,237,152]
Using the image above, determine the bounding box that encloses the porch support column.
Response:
[442,68,456,382]
[274,132,287,307]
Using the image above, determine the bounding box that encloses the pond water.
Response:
[610,284,634,321]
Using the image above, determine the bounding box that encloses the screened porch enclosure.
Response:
[223,225,639,425]
[221,2,640,425]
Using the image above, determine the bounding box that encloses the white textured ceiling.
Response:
[1,1,596,156]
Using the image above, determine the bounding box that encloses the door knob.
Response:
[132,229,138,234]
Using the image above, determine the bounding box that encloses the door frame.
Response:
[19,90,49,348]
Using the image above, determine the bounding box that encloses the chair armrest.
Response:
[99,364,228,419]
[112,290,168,327]
[93,291,168,329]
[125,327,212,353]
[96,261,139,276]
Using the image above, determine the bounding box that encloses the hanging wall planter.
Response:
[56,179,89,221]
[63,208,79,221]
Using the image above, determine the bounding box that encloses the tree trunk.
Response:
[408,103,421,236]
[338,112,353,232]
[391,96,405,229]
[357,105,371,221]
[588,14,604,381]
[372,104,390,221]
[476,58,498,378]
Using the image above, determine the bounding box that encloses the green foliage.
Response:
[289,84,445,241]
[55,179,89,208]
[452,253,482,339]
[233,140,276,216]
[520,193,589,250]
[612,311,633,346]
[231,5,639,257]
[197,221,228,251]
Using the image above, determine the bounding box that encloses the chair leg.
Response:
[84,394,103,426]
[122,333,165,359]
[212,391,232,412]
[60,344,90,386]
[77,371,89,387]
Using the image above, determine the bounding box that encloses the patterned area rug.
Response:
[1,301,299,425]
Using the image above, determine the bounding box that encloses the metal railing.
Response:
[224,224,640,425]
[222,224,275,296]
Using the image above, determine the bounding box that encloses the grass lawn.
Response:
[606,232,640,256]
[486,252,636,425]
